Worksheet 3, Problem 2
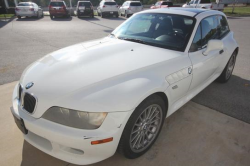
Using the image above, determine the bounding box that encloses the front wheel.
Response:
[118,95,166,159]
[17,16,21,19]
[217,51,237,83]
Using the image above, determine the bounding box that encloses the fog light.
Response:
[91,137,113,145]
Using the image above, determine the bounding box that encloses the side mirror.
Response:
[203,40,223,56]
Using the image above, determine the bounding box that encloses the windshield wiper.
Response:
[120,38,147,44]
[109,33,117,39]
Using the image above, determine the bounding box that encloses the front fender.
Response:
[54,75,169,113]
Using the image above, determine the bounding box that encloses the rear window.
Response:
[104,2,117,5]
[130,2,142,6]
[79,2,91,7]
[162,2,173,6]
[50,2,65,7]
[18,3,33,6]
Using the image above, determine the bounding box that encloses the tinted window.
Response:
[50,2,64,6]
[194,0,199,4]
[162,2,173,6]
[104,2,117,5]
[112,13,195,52]
[218,16,230,38]
[190,25,202,52]
[130,2,142,6]
[79,2,91,7]
[200,0,210,3]
[201,16,219,46]
[18,3,33,6]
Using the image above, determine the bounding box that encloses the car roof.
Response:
[141,7,220,17]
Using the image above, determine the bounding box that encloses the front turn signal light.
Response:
[91,137,113,145]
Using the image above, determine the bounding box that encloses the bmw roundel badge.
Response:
[25,82,34,89]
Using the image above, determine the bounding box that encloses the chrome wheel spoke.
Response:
[130,104,163,153]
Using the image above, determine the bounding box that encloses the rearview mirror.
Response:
[203,40,224,56]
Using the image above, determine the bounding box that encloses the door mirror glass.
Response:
[203,40,223,56]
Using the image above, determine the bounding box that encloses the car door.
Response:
[188,15,223,91]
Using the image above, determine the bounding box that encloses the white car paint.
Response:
[12,8,238,165]
[182,0,224,10]
[119,1,143,17]
[97,0,119,15]
[15,2,43,18]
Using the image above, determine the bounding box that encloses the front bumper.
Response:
[11,84,132,165]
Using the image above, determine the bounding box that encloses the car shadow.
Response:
[0,16,15,28]
[101,17,126,20]
[50,16,73,21]
[192,74,250,124]
[77,16,100,21]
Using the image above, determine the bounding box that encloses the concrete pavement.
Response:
[1,82,250,166]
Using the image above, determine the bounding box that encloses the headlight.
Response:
[42,107,107,129]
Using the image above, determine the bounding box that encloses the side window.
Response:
[218,15,230,38]
[200,0,210,4]
[200,16,219,46]
[194,0,199,4]
[190,25,202,52]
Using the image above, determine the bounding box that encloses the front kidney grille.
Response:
[18,84,23,100]
[23,93,37,113]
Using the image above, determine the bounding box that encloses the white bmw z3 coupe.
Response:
[11,8,238,165]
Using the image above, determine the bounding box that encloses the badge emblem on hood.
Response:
[25,82,34,89]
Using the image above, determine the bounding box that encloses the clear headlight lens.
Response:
[42,107,107,129]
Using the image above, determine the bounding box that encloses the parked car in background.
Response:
[182,0,224,11]
[49,1,70,19]
[119,1,143,18]
[76,1,94,18]
[150,1,179,9]
[97,0,119,18]
[15,2,43,19]
[11,8,238,165]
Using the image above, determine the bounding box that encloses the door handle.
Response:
[219,49,224,54]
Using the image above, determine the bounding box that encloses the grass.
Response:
[0,14,15,19]
[224,6,250,16]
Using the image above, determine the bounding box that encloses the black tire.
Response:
[41,12,44,18]
[217,51,237,83]
[118,95,166,159]
[125,11,128,18]
[36,12,39,19]
[50,15,53,19]
[101,12,104,18]
[17,16,21,19]
[116,13,119,18]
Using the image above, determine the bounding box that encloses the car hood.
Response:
[20,37,182,118]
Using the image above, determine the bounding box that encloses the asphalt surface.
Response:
[0,16,250,124]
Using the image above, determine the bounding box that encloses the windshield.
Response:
[112,13,195,52]
[18,3,33,6]
[162,2,173,6]
[130,2,142,6]
[79,2,91,7]
[50,2,64,7]
[104,2,117,5]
